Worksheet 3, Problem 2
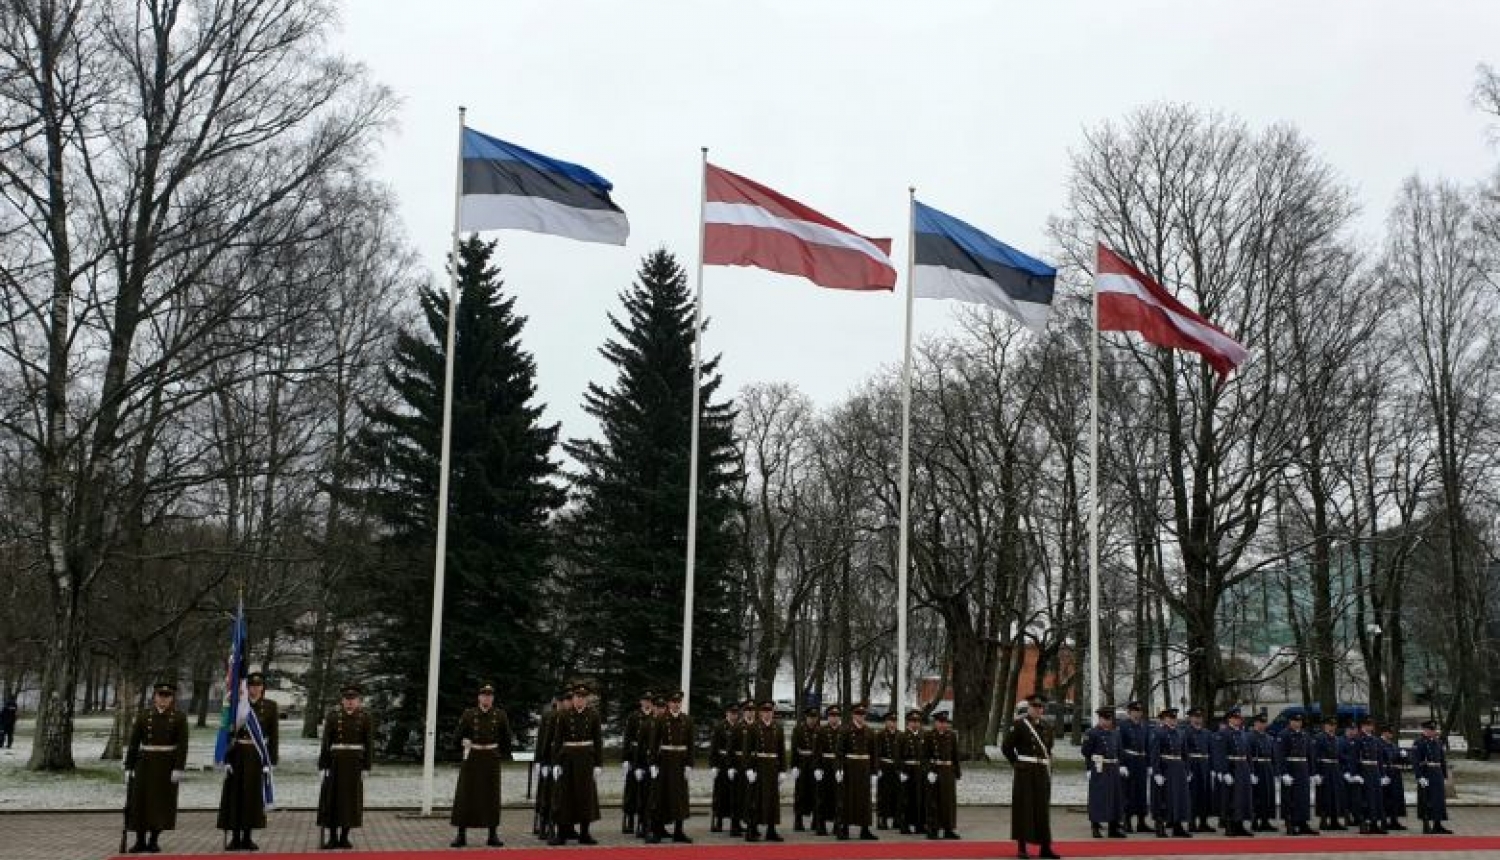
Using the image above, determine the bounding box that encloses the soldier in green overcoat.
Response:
[621,690,653,834]
[449,682,513,847]
[532,687,566,840]
[709,702,740,832]
[547,685,602,845]
[645,691,695,843]
[836,703,878,840]
[876,711,901,830]
[1001,694,1060,859]
[790,707,821,831]
[812,704,843,835]
[897,709,927,835]
[743,700,786,842]
[922,710,963,839]
[125,681,189,854]
[316,683,373,850]
[216,672,279,850]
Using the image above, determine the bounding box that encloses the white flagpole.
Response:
[420,105,466,816]
[680,147,708,710]
[1088,244,1102,719]
[895,188,916,715]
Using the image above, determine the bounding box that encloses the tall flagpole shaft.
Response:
[420,105,466,816]
[1088,245,1102,719]
[895,188,916,715]
[680,147,709,710]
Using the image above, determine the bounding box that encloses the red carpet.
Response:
[116,834,1500,858]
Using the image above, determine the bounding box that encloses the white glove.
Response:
[710,767,719,779]
[1381,776,1391,786]
[814,768,824,781]
[1281,775,1293,786]
[728,768,737,779]
[263,764,273,774]
[649,765,659,778]
[1154,774,1165,786]
[1091,754,1103,765]
[170,770,184,784]
[1251,774,1259,785]
[463,747,470,761]
[1354,775,1365,784]
[320,769,330,779]
[537,766,547,781]
[684,766,693,778]
[1312,774,1322,786]
[634,768,644,781]
[552,765,562,779]
[927,772,938,784]
[1120,766,1130,779]
[899,773,909,783]
[870,774,880,787]
[835,770,844,783]
[125,770,135,780]
[747,770,758,783]
[1223,774,1235,786]
[1419,777,1430,788]
[593,766,603,780]
[224,764,234,775]
[622,761,631,775]
[790,767,800,780]
[777,771,787,783]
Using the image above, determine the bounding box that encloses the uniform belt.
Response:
[1319,758,1339,763]
[1016,756,1047,765]
[1360,761,1381,766]
[1158,754,1181,760]
[879,757,894,763]
[1097,758,1119,763]
[330,744,363,751]
[1420,762,1444,768]
[563,741,593,748]
[902,760,921,766]
[932,760,954,766]
[1226,755,1247,761]
[797,749,814,755]
[1252,757,1273,762]
[755,752,779,758]
[1189,754,1209,759]
[845,754,870,760]
[140,745,177,752]
[1123,750,1145,756]
[1283,756,1307,761]
[715,749,728,754]
[659,745,687,751]
[235,739,258,745]
[821,753,836,759]
[470,743,498,750]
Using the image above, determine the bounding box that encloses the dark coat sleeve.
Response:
[172,711,190,770]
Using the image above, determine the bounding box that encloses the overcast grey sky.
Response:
[337,0,1500,445]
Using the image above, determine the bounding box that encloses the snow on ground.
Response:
[1,717,1492,811]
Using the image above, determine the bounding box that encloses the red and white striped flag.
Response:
[704,164,896,291]
[1095,244,1249,378]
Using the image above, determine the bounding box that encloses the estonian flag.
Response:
[911,201,1055,333]
[459,127,629,245]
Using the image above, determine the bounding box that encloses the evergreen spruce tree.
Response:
[564,249,743,719]
[356,236,562,753]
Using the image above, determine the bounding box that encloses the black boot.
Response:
[731,818,744,838]
[129,832,147,854]
[944,829,960,840]
[1138,814,1150,833]
[337,826,353,849]
[812,819,825,837]
[1156,820,1167,838]
[242,830,259,851]
[146,831,162,854]
[1016,840,1030,859]
[1108,822,1127,838]
[1091,824,1102,839]
[1434,823,1454,834]
[861,826,878,840]
[1039,843,1062,859]
[486,827,503,847]
[745,824,761,842]
[673,822,692,843]
[1172,823,1191,837]
[546,824,568,847]
[623,813,634,835]
[228,830,244,851]
[1389,818,1407,831]
[928,828,941,840]
[450,828,466,848]
[578,823,597,846]
[793,815,804,832]
[767,825,784,842]
[321,828,337,850]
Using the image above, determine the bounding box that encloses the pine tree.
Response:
[355,236,562,753]
[564,249,743,719]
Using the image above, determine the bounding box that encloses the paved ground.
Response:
[2,805,1497,860]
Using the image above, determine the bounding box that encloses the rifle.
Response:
[120,769,133,855]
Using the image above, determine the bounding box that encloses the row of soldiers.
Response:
[1082,702,1454,840]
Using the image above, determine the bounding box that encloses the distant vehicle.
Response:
[1268,703,1369,735]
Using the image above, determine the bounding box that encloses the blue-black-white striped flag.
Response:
[911,201,1055,333]
[459,127,629,245]
[213,601,275,808]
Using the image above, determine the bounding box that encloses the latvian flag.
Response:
[704,164,896,291]
[1095,244,1249,378]
[459,127,629,245]
[911,201,1055,333]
